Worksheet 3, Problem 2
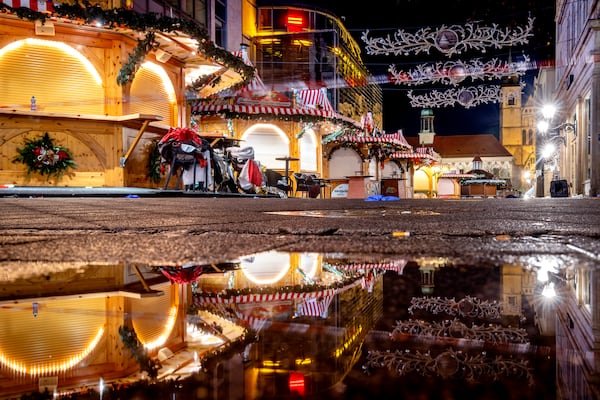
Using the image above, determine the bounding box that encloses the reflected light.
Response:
[299,253,319,278]
[0,327,105,375]
[140,306,178,351]
[542,282,556,298]
[241,252,291,284]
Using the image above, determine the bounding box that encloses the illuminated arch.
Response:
[0,298,106,376]
[299,128,318,172]
[240,124,290,168]
[0,38,104,114]
[139,61,176,103]
[131,282,179,351]
[128,62,176,125]
[241,252,291,285]
[0,38,102,84]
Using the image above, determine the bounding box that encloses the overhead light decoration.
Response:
[361,18,534,57]
[391,318,529,344]
[389,56,530,86]
[408,295,503,320]
[364,347,534,385]
[407,84,503,108]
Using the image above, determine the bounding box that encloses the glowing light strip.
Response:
[0,327,105,375]
[334,325,362,358]
[0,38,102,85]
[140,306,178,351]
[140,61,176,103]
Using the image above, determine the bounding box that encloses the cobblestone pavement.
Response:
[1,194,598,269]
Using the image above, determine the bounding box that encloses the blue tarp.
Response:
[365,194,400,201]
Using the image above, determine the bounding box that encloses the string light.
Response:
[361,18,534,58]
[389,56,530,86]
[407,84,504,108]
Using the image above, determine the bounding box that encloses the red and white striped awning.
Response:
[294,88,335,113]
[194,288,339,305]
[296,296,333,318]
[191,102,359,126]
[440,173,477,179]
[334,130,412,148]
[391,146,441,161]
[331,260,407,274]
[1,0,53,11]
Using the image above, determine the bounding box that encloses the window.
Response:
[214,0,226,48]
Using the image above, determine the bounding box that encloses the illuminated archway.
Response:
[241,124,290,169]
[413,168,431,197]
[328,147,362,179]
[128,61,176,126]
[131,282,179,351]
[299,128,318,172]
[0,38,103,114]
[0,298,106,376]
[241,252,291,285]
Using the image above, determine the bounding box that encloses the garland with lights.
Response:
[408,295,503,320]
[391,318,529,344]
[0,2,255,90]
[13,132,76,180]
[364,347,534,385]
[361,18,534,58]
[193,275,363,300]
[389,57,530,86]
[196,110,359,130]
[407,84,503,108]
[118,325,161,380]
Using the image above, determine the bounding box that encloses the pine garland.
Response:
[0,2,255,90]
[146,139,163,183]
[13,132,76,180]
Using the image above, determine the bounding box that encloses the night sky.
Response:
[285,0,555,136]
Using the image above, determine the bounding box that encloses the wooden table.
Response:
[345,175,373,199]
[275,156,299,195]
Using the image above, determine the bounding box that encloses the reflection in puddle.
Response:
[266,209,441,218]
[0,252,593,399]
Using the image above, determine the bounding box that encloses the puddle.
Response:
[0,251,591,399]
[266,209,441,218]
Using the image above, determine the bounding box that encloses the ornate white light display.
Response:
[391,318,529,344]
[361,18,534,57]
[364,347,534,384]
[408,295,502,319]
[389,57,530,86]
[407,84,502,108]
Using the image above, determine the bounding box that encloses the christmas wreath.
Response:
[13,132,76,180]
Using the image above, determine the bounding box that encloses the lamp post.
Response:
[535,104,576,197]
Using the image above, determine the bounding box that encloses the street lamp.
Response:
[535,104,577,197]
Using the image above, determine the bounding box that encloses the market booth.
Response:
[0,2,253,188]
[190,46,361,196]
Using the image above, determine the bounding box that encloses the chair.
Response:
[265,169,293,195]
[293,173,321,198]
[163,144,205,190]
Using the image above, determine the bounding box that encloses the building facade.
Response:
[538,0,600,197]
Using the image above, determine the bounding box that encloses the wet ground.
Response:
[1,195,598,267]
[0,193,599,399]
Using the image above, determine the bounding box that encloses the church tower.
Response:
[419,108,436,146]
[500,76,536,191]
